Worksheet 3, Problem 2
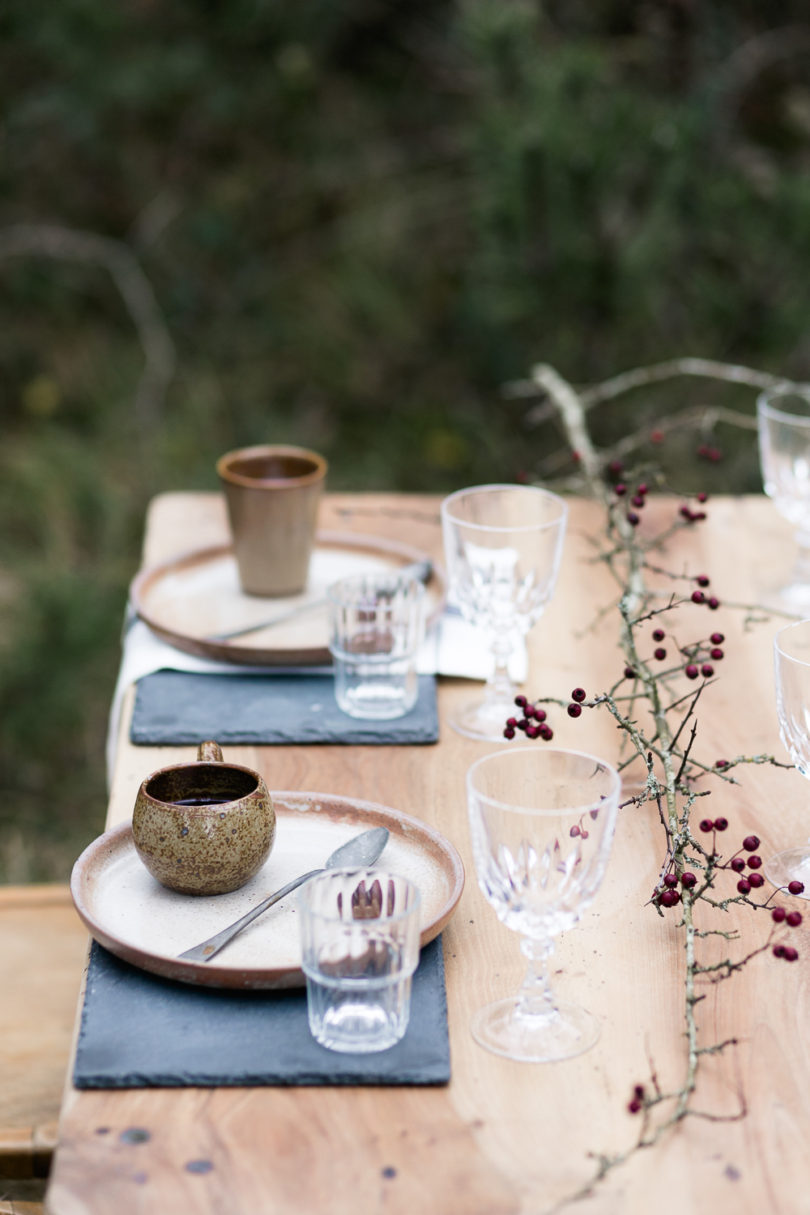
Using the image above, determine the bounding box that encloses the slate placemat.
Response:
[74,936,450,1088]
[130,670,439,746]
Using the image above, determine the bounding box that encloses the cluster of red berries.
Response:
[652,869,697,908]
[612,478,650,528]
[697,443,723,463]
[687,572,721,612]
[771,905,803,962]
[504,689,591,739]
[627,1084,647,1115]
[721,831,767,893]
[504,696,553,741]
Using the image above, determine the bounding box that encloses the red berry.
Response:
[685,664,699,679]
[525,725,539,739]
[747,854,762,869]
[714,817,729,831]
[624,666,635,679]
[652,628,665,642]
[708,597,720,610]
[570,825,581,837]
[773,944,787,958]
[506,717,517,728]
[731,857,746,873]
[787,911,803,927]
[627,1099,642,1114]
[788,881,806,895]
[539,724,553,741]
[710,647,724,660]
[701,663,714,677]
[663,873,679,888]
[699,819,714,833]
[627,511,640,527]
[748,873,765,889]
[691,590,705,604]
[660,889,680,907]
[567,703,582,718]
[532,707,547,723]
[715,759,729,769]
[743,835,760,851]
[654,647,667,661]
[696,575,710,587]
[784,947,799,962]
[696,491,708,503]
[681,872,697,889]
[615,483,627,496]
[710,632,725,645]
[503,727,516,739]
[772,907,787,923]
[631,494,645,508]
[571,687,586,702]
[515,695,527,708]
[737,878,751,894]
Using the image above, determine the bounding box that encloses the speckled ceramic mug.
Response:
[132,741,276,895]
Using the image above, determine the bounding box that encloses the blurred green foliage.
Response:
[2,0,810,877]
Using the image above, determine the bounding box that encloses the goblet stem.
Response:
[449,626,523,739]
[484,629,518,711]
[515,934,557,1020]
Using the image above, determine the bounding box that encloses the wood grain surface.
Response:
[0,885,88,1180]
[45,490,810,1215]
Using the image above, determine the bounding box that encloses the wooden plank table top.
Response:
[46,490,810,1215]
[0,884,88,1181]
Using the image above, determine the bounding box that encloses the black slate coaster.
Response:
[74,937,450,1088]
[130,670,439,746]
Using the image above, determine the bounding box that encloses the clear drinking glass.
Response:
[466,747,620,1062]
[328,574,425,720]
[757,386,810,612]
[441,485,568,740]
[299,868,422,1053]
[767,619,810,896]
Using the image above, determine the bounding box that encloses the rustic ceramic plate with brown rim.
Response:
[130,529,446,667]
[71,791,465,990]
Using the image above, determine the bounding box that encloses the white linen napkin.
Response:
[106,607,527,783]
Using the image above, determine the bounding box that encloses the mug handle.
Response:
[197,740,224,763]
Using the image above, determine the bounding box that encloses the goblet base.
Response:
[471,996,600,1063]
[764,846,810,898]
[449,695,516,741]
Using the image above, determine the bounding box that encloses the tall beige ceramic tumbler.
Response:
[217,444,328,597]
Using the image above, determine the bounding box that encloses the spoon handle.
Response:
[177,868,322,963]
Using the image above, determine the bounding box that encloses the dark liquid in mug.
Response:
[170,795,231,807]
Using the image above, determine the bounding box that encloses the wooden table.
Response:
[46,491,810,1214]
[0,884,88,1188]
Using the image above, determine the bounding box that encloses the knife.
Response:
[206,558,432,641]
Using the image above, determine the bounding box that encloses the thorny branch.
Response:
[512,360,807,1213]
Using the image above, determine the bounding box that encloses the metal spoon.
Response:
[176,826,390,963]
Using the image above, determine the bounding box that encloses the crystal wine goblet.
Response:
[466,746,620,1062]
[767,618,810,895]
[441,484,568,740]
[757,385,810,613]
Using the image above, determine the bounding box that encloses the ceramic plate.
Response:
[71,792,465,990]
[130,530,446,667]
